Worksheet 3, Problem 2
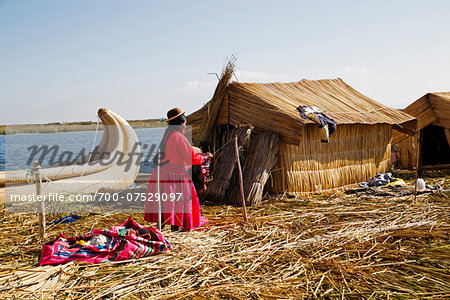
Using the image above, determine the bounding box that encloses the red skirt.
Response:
[144,163,208,230]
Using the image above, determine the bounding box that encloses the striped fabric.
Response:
[40,218,171,266]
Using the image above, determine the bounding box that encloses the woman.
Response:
[144,108,212,231]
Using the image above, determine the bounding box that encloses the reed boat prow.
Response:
[0,108,141,202]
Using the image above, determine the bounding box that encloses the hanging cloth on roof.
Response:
[296,106,337,143]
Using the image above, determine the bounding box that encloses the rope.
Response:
[40,172,85,194]
[35,115,136,196]
[21,115,101,192]
[41,171,134,196]
[213,138,247,159]
[207,137,246,174]
[41,173,54,190]
[212,138,234,156]
[26,169,35,184]
[80,116,101,177]
[207,138,235,174]
[37,116,101,193]
[42,115,100,183]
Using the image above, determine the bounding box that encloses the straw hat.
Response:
[165,107,185,122]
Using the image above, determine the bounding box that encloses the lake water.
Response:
[0,127,166,172]
[0,135,4,171]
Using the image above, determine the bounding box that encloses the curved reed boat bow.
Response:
[0,108,141,202]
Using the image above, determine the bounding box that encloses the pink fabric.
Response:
[144,130,208,230]
[40,218,171,266]
[163,130,205,166]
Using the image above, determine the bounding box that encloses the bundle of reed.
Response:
[0,176,448,299]
[194,57,236,142]
[227,132,280,206]
[201,125,252,203]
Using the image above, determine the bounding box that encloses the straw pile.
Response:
[0,175,448,299]
[201,125,253,203]
[227,132,280,206]
[0,263,76,297]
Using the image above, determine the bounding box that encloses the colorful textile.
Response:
[144,130,208,230]
[40,218,171,266]
[359,172,406,188]
[367,172,394,186]
[386,178,406,186]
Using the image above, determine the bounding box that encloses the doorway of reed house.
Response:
[421,124,450,166]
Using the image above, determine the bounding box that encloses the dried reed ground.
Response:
[0,176,448,299]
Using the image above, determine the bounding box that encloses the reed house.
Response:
[392,92,450,170]
[188,64,416,202]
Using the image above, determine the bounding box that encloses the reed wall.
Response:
[269,124,392,194]
[396,135,417,170]
[227,132,280,206]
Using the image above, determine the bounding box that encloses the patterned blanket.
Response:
[40,218,172,266]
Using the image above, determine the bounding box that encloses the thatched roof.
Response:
[392,92,450,144]
[229,79,414,125]
[189,77,416,144]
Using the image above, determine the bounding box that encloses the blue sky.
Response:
[1,0,449,124]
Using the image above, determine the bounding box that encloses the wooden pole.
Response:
[226,92,230,138]
[234,136,248,222]
[156,149,162,231]
[414,111,421,201]
[33,161,45,239]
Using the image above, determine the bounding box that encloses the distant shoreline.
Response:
[0,119,166,135]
